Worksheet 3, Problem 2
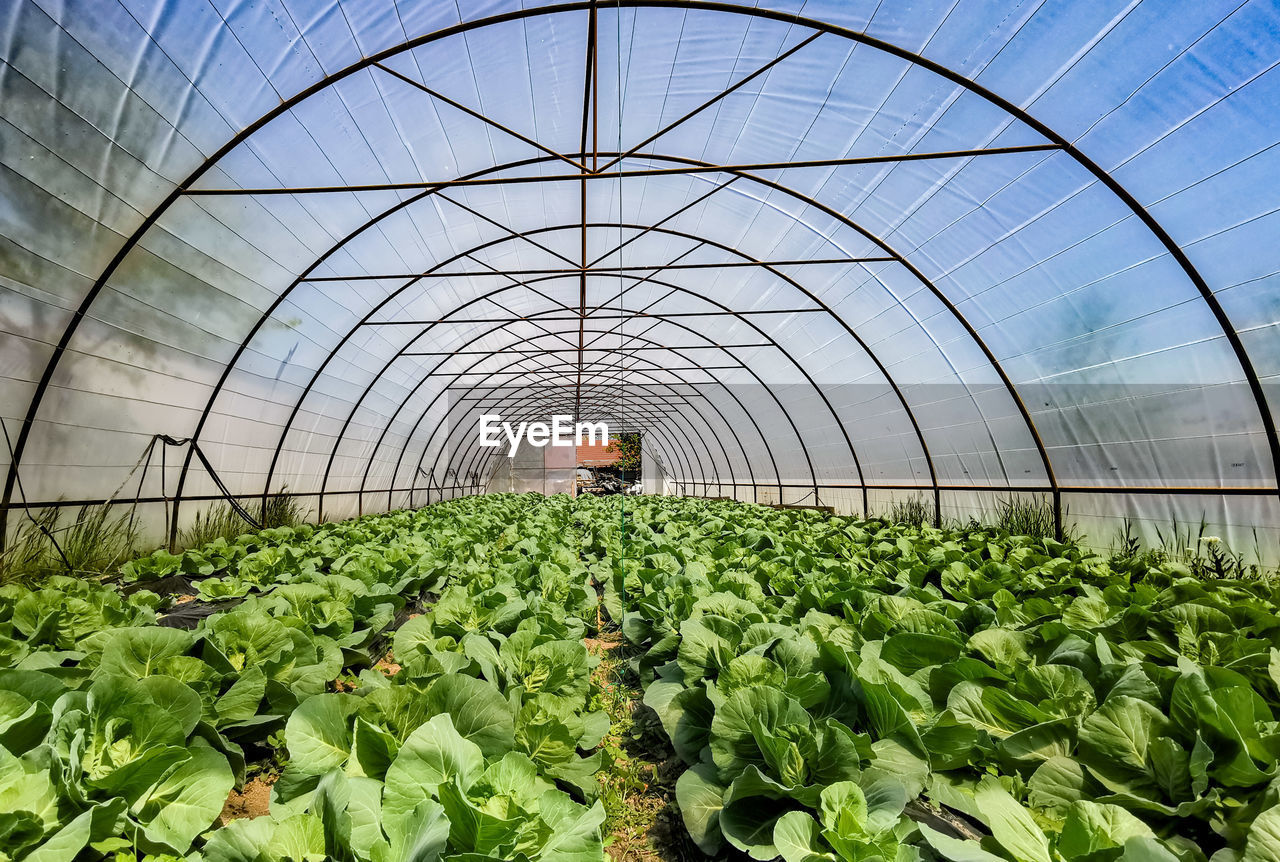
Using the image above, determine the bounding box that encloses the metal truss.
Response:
[4,0,1275,553]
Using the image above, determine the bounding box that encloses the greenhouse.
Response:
[2,0,1280,859]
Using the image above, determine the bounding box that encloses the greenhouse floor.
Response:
[3,493,1279,860]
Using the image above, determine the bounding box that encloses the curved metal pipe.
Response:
[379,324,772,506]
[426,357,735,496]
[449,352,759,501]
[391,306,825,508]
[7,1,1266,549]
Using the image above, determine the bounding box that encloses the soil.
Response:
[587,631,722,862]
[583,635,625,652]
[605,795,666,861]
[374,651,401,676]
[219,774,274,824]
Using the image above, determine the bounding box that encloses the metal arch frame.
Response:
[575,1,599,429]
[4,0,1274,547]
[258,178,738,526]
[362,314,777,506]
[280,208,957,525]
[288,233,779,521]
[226,148,1018,543]
[418,353,743,498]
[426,389,704,504]
[0,9,1053,539]
[410,274,862,492]
[349,310,773,510]
[295,216,928,520]
[370,288,831,513]
[453,399,714,501]
[434,344,759,493]
[436,359,742,488]
[458,240,946,504]
[450,383,721,499]
[381,345,731,509]
[388,221,938,505]
[345,308,776,514]
[298,184,752,520]
[385,322,778,506]
[440,400,693,502]
[355,336,762,516]
[436,383,721,501]
[398,305,825,503]
[430,350,735,493]
[370,324,779,511]
[446,400,690,502]
[277,210,873,522]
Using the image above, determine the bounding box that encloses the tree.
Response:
[605,432,641,472]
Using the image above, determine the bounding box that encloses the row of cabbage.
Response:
[11,491,1280,862]
[0,494,614,862]
[605,496,1280,862]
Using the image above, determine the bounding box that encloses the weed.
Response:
[181,504,252,549]
[0,507,60,585]
[1105,517,1275,581]
[259,491,307,530]
[1109,518,1143,562]
[588,638,681,861]
[0,503,139,584]
[1150,518,1271,580]
[60,503,142,576]
[886,495,931,528]
[992,495,1068,541]
[181,493,307,549]
[2,489,309,584]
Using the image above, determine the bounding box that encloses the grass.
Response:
[1107,516,1274,581]
[0,491,307,586]
[182,504,252,548]
[873,492,1275,581]
[882,492,1069,542]
[991,495,1066,541]
[0,502,140,585]
[587,634,711,862]
[0,507,59,585]
[886,495,932,528]
[181,493,307,549]
[588,638,660,860]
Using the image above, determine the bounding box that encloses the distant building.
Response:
[576,439,619,467]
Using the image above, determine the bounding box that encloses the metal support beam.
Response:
[365,309,826,325]
[184,145,1061,195]
[402,343,775,355]
[403,304,824,507]
[415,349,732,500]
[390,311,777,505]
[300,257,896,281]
[595,32,823,173]
[11,2,1270,554]
[398,324,769,501]
[6,483,1275,514]
[372,62,592,174]
[439,356,735,495]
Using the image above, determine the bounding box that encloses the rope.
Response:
[185,439,262,530]
[0,428,265,575]
[0,417,72,571]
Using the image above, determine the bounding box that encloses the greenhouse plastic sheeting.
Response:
[1,0,1278,554]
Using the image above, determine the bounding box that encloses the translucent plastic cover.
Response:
[1,0,1277,554]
